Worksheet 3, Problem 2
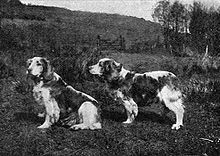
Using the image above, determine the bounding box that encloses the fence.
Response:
[96,35,125,51]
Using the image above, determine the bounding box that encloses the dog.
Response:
[89,58,185,130]
[26,57,101,130]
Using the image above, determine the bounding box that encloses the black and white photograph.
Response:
[0,0,220,155]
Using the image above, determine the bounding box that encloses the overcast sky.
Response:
[20,0,220,21]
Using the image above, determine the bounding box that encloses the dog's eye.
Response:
[99,62,103,67]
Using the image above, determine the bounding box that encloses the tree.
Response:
[169,1,189,55]
[152,0,171,51]
[169,1,185,33]
[189,2,207,54]
[152,0,190,56]
[205,7,220,56]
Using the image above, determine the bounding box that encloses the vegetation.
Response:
[153,0,220,57]
[1,51,220,156]
[0,0,220,156]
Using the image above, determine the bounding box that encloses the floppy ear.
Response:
[41,58,54,80]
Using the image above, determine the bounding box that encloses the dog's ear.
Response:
[41,58,54,80]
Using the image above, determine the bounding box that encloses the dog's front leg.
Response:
[38,113,52,129]
[122,98,138,124]
[38,99,60,129]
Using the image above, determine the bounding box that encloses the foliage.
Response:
[152,0,190,56]
[153,0,220,57]
[189,2,220,56]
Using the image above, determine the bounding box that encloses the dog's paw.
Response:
[70,124,87,130]
[171,124,182,130]
[37,123,51,129]
[123,119,133,124]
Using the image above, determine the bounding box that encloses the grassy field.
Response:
[0,52,220,156]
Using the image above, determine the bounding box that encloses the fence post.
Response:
[96,35,101,48]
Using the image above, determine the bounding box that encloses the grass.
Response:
[0,52,220,156]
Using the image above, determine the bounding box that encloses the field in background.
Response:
[0,51,220,156]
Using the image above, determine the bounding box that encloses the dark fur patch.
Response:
[26,74,42,84]
[101,60,114,80]
[130,75,161,106]
[101,60,122,83]
[108,72,135,91]
[40,58,48,77]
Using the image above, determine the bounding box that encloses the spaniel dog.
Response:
[26,57,101,130]
[89,58,185,130]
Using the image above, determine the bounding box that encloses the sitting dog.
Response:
[26,57,101,130]
[89,58,185,130]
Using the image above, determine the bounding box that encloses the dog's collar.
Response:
[27,74,53,85]
[26,74,42,84]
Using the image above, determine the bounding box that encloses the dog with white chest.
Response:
[26,57,101,130]
[89,58,185,130]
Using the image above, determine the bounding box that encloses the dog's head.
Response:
[26,57,53,80]
[89,58,122,81]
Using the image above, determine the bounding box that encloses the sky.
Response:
[20,0,220,21]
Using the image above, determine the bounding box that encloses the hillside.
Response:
[0,1,163,53]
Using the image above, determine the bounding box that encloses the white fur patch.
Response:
[71,101,101,130]
[33,81,60,129]
[135,71,176,80]
[116,90,138,124]
[119,67,130,78]
[89,63,102,75]
[157,85,185,130]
